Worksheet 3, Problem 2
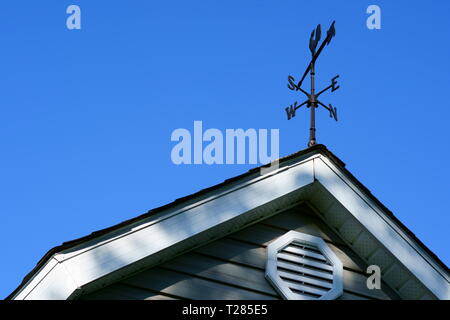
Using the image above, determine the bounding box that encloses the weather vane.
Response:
[284,21,339,147]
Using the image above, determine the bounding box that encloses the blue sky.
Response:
[1,1,449,298]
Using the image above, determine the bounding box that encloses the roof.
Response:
[7,144,449,299]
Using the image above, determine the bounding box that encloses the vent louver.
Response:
[265,231,343,300]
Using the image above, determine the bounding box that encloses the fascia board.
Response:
[314,156,450,300]
[14,257,78,300]
[12,156,316,300]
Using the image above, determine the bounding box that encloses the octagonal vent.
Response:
[265,231,343,300]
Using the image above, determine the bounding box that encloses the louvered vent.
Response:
[265,231,343,300]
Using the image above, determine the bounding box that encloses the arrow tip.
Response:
[326,21,336,45]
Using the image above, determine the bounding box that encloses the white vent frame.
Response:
[265,230,343,300]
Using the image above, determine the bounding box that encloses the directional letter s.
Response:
[287,76,297,91]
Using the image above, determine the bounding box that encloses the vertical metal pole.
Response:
[308,61,316,147]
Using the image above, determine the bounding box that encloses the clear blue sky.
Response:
[1,1,449,298]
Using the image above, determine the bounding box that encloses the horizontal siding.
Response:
[122,267,276,300]
[81,203,399,300]
[161,253,278,297]
[228,224,365,272]
[82,283,178,300]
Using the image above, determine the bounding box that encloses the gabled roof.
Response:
[7,145,450,300]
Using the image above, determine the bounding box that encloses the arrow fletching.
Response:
[309,24,321,55]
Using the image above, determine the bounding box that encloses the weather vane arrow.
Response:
[283,21,340,147]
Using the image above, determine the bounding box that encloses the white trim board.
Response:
[313,156,449,299]
[10,151,450,300]
[12,156,316,299]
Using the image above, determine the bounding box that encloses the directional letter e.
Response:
[366,5,381,30]
[66,5,81,30]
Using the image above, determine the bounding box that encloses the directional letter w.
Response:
[285,104,297,120]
